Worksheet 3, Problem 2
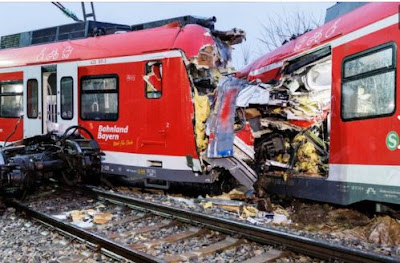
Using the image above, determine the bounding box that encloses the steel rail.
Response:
[91,187,400,263]
[7,199,164,263]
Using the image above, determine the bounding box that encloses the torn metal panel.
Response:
[236,84,271,107]
[203,155,257,189]
[206,76,245,158]
[212,28,246,46]
[144,61,162,98]
[236,84,290,108]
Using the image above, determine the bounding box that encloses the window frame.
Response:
[80,74,119,121]
[144,60,163,99]
[341,42,397,122]
[26,78,39,119]
[60,76,74,120]
[0,80,23,118]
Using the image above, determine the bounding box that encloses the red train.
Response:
[0,16,253,192]
[237,2,400,205]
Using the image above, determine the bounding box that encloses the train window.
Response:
[61,77,73,120]
[0,81,23,118]
[27,79,38,119]
[144,61,162,99]
[81,75,118,121]
[342,43,396,121]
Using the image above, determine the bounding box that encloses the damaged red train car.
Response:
[0,17,254,191]
[236,2,400,205]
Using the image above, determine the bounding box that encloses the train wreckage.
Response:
[1,3,400,206]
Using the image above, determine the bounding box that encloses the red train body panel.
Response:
[77,58,198,158]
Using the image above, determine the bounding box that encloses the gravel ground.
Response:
[0,207,119,263]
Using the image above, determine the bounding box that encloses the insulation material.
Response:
[206,76,245,158]
[194,89,211,152]
[294,135,320,174]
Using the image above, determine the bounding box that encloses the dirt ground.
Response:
[287,200,400,247]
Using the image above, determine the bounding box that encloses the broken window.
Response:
[144,61,162,99]
[342,43,396,120]
[61,77,73,120]
[27,79,38,119]
[81,75,118,121]
[0,81,23,118]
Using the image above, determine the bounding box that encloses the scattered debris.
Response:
[242,206,258,218]
[206,188,248,200]
[366,216,400,246]
[93,212,113,225]
[201,202,213,210]
[256,198,273,213]
[58,208,115,228]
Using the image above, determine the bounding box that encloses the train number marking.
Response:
[36,46,74,62]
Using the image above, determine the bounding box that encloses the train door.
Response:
[141,60,168,152]
[57,62,78,129]
[330,26,400,167]
[42,65,57,133]
[23,66,42,138]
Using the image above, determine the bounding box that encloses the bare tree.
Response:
[259,9,323,51]
[240,42,253,66]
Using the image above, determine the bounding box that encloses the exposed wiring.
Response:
[4,115,23,147]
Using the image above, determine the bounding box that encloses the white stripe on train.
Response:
[102,150,202,172]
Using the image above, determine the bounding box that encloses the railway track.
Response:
[6,186,399,263]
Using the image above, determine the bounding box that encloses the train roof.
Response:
[237,2,399,83]
[0,17,224,69]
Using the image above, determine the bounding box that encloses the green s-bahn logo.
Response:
[386,131,399,151]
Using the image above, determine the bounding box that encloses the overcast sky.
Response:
[0,2,333,69]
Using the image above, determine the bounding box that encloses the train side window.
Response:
[61,77,73,120]
[342,43,396,121]
[81,75,118,121]
[144,61,162,99]
[27,79,38,118]
[0,80,23,118]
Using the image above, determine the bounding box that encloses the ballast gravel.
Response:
[0,207,118,262]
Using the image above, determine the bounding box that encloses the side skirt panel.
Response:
[264,176,400,205]
[101,163,213,184]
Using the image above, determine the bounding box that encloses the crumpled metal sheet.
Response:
[236,84,271,107]
[212,28,246,46]
[206,76,246,158]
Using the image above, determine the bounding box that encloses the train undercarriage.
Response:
[0,126,102,196]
